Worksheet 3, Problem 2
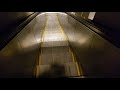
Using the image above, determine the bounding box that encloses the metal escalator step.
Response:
[36,64,66,78]
[42,41,68,47]
[40,52,73,65]
[52,46,69,53]
[36,65,50,78]
[52,53,73,64]
[65,62,78,76]
[64,53,73,63]
[40,46,73,65]
[40,54,53,65]
[36,61,78,77]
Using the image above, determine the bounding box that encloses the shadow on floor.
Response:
[38,63,66,78]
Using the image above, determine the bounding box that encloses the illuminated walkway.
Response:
[36,13,80,77]
[0,12,82,78]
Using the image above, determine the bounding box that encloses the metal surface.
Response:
[0,13,46,78]
[36,13,80,78]
[58,12,120,77]
[0,12,81,78]
[1,12,119,78]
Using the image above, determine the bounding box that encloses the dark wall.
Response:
[0,12,34,30]
[93,12,120,47]
[93,12,120,31]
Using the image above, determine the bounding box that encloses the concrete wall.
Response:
[58,13,120,77]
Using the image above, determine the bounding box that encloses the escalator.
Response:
[0,12,82,78]
[36,13,81,77]
[1,12,120,78]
